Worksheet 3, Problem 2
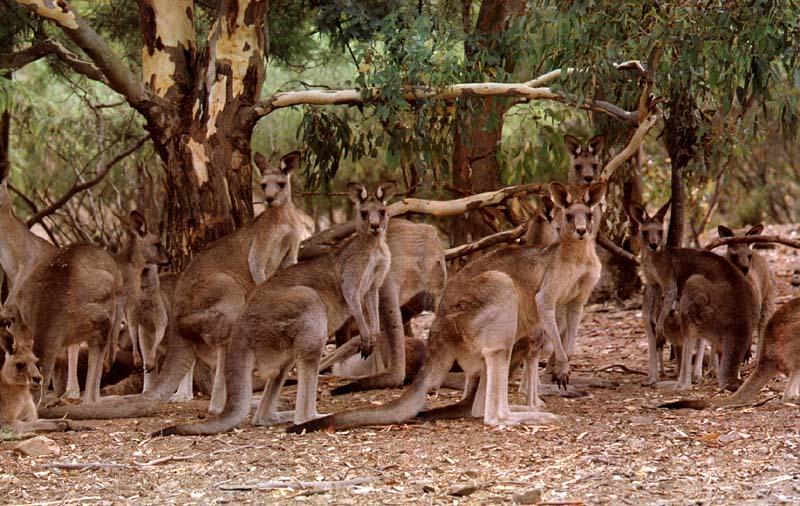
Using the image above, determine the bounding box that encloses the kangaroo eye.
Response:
[278,182,286,189]
[566,214,574,223]
[360,210,368,219]
[592,163,599,170]
[587,213,593,221]
[379,209,386,218]
[16,363,25,371]
[260,183,267,190]
[573,164,581,172]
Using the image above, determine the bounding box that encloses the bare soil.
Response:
[2,226,800,506]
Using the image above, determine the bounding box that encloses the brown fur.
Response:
[629,203,759,392]
[662,297,800,409]
[153,182,395,435]
[35,151,304,421]
[288,182,606,432]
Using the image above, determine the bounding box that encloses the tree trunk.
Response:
[449,0,525,247]
[666,161,685,247]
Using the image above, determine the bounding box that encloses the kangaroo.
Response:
[564,134,605,189]
[717,224,776,362]
[661,296,800,410]
[327,218,446,394]
[287,182,605,433]
[628,202,759,392]
[35,150,306,420]
[153,182,394,435]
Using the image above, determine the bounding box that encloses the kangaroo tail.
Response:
[38,394,161,419]
[660,361,779,410]
[287,317,455,434]
[152,345,254,436]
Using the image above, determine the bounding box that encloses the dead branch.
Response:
[703,235,800,251]
[445,225,526,260]
[600,113,660,180]
[133,454,196,467]
[219,477,371,491]
[298,182,547,260]
[26,134,150,227]
[594,363,647,376]
[596,234,640,265]
[43,462,130,470]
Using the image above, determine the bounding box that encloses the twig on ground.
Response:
[594,364,647,376]
[219,477,372,491]
[133,454,196,467]
[43,462,129,471]
[6,496,104,506]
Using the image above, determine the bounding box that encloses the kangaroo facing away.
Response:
[661,296,800,410]
[153,181,394,435]
[717,224,776,362]
[288,181,605,433]
[37,150,306,421]
[629,202,759,392]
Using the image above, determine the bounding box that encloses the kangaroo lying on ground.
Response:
[629,202,759,392]
[37,151,306,420]
[288,181,605,433]
[661,296,800,409]
[153,181,394,435]
[718,224,776,362]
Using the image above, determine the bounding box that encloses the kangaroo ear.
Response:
[585,182,606,207]
[347,182,368,204]
[587,135,605,155]
[717,225,734,239]
[129,211,147,236]
[375,181,396,204]
[655,199,671,222]
[0,328,13,355]
[279,151,301,175]
[563,135,582,157]
[540,196,556,222]
[548,182,570,209]
[627,202,648,225]
[253,152,271,176]
[746,224,764,236]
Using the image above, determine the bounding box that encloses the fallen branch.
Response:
[43,462,130,471]
[445,225,526,260]
[219,477,371,492]
[133,454,196,467]
[594,363,647,376]
[6,496,103,506]
[596,234,639,265]
[703,235,800,251]
[299,183,546,260]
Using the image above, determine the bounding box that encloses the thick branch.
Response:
[597,234,640,265]
[0,39,108,84]
[703,235,800,251]
[26,135,151,227]
[298,183,547,260]
[14,0,164,116]
[600,114,660,180]
[445,225,526,260]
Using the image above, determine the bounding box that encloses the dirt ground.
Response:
[2,226,800,506]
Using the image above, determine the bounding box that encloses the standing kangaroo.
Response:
[153,182,394,435]
[717,224,776,362]
[327,218,446,394]
[288,182,605,433]
[37,151,305,420]
[629,202,759,392]
[661,297,800,410]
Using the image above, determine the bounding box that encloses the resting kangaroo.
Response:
[288,182,605,433]
[629,202,759,392]
[153,181,394,435]
[0,329,75,433]
[717,224,775,361]
[661,297,800,410]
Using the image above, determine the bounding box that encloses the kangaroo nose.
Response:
[265,196,274,204]
[583,176,594,184]
[649,243,658,251]
[576,228,586,237]
[31,376,42,386]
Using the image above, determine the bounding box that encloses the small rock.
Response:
[13,436,60,457]
[448,485,480,497]
[422,485,436,493]
[513,489,543,504]
[791,275,800,287]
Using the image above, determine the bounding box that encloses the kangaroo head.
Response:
[0,328,42,389]
[348,181,395,237]
[718,224,763,275]
[549,181,605,242]
[525,196,559,246]
[121,211,170,266]
[255,151,299,208]
[628,200,671,252]
[564,134,604,188]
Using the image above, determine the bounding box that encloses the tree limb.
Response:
[26,134,151,227]
[600,113,660,180]
[703,235,800,251]
[597,233,640,265]
[298,183,547,260]
[445,225,526,260]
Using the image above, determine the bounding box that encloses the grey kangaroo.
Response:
[153,181,394,435]
[288,181,605,433]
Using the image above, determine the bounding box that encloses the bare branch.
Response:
[597,234,639,265]
[445,225,526,260]
[26,134,151,227]
[600,114,660,180]
[703,235,800,251]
